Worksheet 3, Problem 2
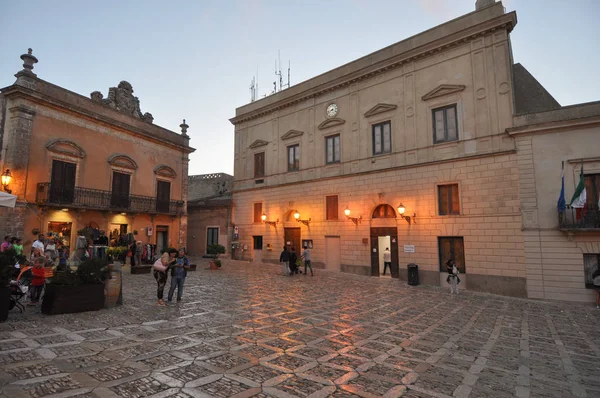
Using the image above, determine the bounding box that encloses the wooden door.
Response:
[325,236,341,271]
[284,228,301,252]
[50,160,76,204]
[370,227,399,278]
[156,180,171,213]
[111,172,130,209]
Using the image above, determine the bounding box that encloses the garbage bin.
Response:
[407,263,419,286]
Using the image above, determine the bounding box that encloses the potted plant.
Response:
[0,248,19,322]
[42,258,110,315]
[106,246,128,265]
[207,244,225,270]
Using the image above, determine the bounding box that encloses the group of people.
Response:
[279,245,313,276]
[152,248,190,306]
[1,236,24,255]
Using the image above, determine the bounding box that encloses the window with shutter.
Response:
[253,203,262,223]
[372,121,391,155]
[111,172,131,209]
[50,160,76,204]
[438,184,460,215]
[432,105,459,144]
[156,180,171,213]
[438,237,466,273]
[287,145,300,172]
[326,195,338,220]
[254,152,265,178]
[325,135,340,164]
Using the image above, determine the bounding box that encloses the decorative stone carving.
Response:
[421,84,466,101]
[281,130,304,140]
[364,103,398,117]
[180,119,189,135]
[45,139,86,158]
[249,139,269,149]
[108,154,138,170]
[90,81,154,123]
[318,117,345,130]
[154,165,177,178]
[16,48,38,77]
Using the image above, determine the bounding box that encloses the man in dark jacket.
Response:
[289,248,298,276]
[279,246,290,276]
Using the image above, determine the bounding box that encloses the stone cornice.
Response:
[507,116,600,136]
[421,84,466,101]
[281,130,304,140]
[249,139,269,149]
[318,118,345,130]
[46,139,86,158]
[364,103,398,117]
[230,8,516,126]
[1,82,195,154]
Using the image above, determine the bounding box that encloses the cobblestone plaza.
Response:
[1,260,599,398]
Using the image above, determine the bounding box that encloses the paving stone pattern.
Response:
[1,258,599,397]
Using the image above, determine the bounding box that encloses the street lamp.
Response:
[293,210,310,226]
[397,203,416,224]
[262,213,278,227]
[1,169,13,194]
[344,206,361,225]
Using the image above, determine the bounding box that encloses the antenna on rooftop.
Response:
[249,66,260,102]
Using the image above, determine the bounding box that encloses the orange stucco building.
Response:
[0,49,195,255]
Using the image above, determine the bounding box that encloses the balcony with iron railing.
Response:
[558,206,600,231]
[36,183,184,215]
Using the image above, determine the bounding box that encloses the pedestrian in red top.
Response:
[28,257,45,305]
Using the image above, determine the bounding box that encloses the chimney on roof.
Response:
[475,0,495,10]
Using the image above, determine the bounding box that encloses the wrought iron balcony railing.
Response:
[36,183,184,215]
[558,206,600,230]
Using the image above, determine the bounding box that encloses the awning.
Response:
[0,191,17,208]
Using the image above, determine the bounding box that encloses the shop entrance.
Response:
[156,225,169,254]
[370,227,399,278]
[47,221,72,249]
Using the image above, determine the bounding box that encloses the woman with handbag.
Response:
[153,249,177,306]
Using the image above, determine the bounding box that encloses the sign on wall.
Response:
[403,245,415,253]
[147,226,153,236]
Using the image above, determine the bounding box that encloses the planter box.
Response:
[189,263,197,271]
[209,261,220,270]
[41,283,104,315]
[131,265,152,274]
[0,286,10,322]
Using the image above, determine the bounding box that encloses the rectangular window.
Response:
[433,104,458,144]
[325,135,340,164]
[438,184,460,215]
[254,152,265,178]
[111,171,131,209]
[156,180,171,213]
[207,227,219,248]
[253,203,262,223]
[288,145,300,172]
[584,174,600,209]
[326,195,338,221]
[438,237,466,273]
[372,121,391,155]
[253,236,263,250]
[49,160,76,204]
[583,254,599,289]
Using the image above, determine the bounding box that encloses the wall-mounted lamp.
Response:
[397,203,416,224]
[344,206,362,225]
[1,169,13,194]
[261,213,278,227]
[293,210,311,226]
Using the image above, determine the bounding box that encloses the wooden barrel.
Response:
[104,269,123,308]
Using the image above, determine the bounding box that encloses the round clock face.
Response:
[326,103,338,118]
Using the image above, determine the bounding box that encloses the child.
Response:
[29,257,45,305]
[168,248,190,303]
[446,259,460,294]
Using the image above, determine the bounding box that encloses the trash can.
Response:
[407,263,419,286]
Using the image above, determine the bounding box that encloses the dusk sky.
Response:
[1,0,598,176]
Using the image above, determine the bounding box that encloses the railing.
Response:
[558,207,600,230]
[36,183,184,215]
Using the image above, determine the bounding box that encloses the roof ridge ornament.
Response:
[15,48,39,78]
[90,81,155,123]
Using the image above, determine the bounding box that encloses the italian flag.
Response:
[570,171,586,208]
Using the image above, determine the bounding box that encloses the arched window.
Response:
[372,204,396,218]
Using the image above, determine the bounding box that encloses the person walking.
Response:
[12,238,23,256]
[446,259,460,294]
[168,248,190,303]
[289,248,298,276]
[279,246,290,276]
[28,257,46,306]
[593,267,600,309]
[382,247,391,275]
[302,245,314,276]
[153,249,176,306]
[1,236,11,252]
[135,241,143,266]
[31,235,45,258]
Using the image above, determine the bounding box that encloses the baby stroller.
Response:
[10,267,32,313]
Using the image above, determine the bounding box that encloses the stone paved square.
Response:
[1,260,599,397]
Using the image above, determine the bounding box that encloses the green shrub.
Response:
[207,244,226,260]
